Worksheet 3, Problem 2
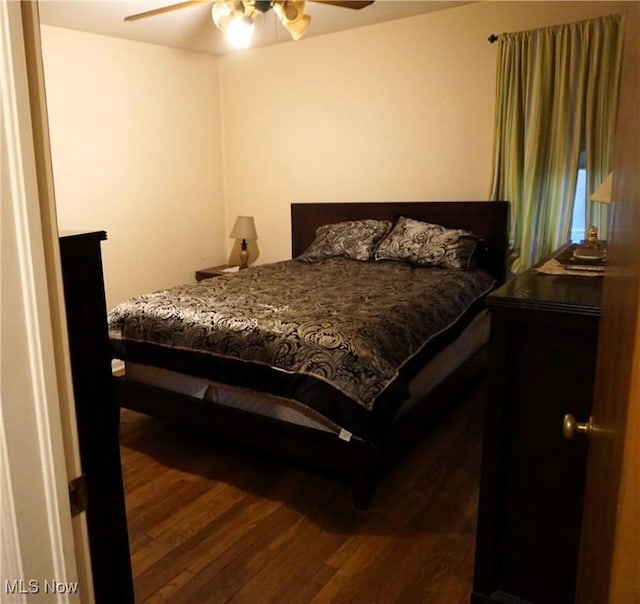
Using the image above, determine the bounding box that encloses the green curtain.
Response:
[490,14,625,273]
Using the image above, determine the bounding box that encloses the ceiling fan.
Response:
[124,0,375,48]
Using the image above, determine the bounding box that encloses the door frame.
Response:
[0,1,92,600]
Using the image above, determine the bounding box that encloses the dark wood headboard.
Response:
[291,201,509,284]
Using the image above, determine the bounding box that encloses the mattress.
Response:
[123,310,489,439]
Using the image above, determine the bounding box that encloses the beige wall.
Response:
[219,1,630,263]
[41,26,225,309]
[41,1,631,299]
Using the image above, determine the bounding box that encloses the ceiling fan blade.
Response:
[310,0,374,9]
[124,0,209,22]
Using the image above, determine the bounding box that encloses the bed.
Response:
[110,201,508,508]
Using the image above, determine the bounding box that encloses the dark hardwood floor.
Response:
[119,379,485,603]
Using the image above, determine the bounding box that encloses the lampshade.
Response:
[273,0,311,40]
[282,13,311,40]
[590,172,613,204]
[230,216,258,240]
[211,0,233,29]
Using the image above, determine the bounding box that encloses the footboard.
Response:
[114,344,487,509]
[115,375,382,509]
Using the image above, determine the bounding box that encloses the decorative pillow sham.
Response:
[297,219,392,262]
[374,216,478,269]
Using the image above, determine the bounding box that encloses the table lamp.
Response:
[586,172,612,247]
[230,216,258,269]
[574,173,612,263]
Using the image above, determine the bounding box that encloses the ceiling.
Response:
[38,0,474,56]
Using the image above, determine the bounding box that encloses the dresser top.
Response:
[59,230,107,241]
[487,264,603,317]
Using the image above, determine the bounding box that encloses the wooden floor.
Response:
[119,380,486,604]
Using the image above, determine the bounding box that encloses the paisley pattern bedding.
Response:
[109,258,494,426]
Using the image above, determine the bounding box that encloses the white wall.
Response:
[41,27,225,309]
[219,0,631,263]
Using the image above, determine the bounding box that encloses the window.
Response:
[570,167,587,243]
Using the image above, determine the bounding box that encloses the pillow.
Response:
[297,219,392,262]
[374,216,478,269]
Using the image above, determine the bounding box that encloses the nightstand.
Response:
[195,264,235,281]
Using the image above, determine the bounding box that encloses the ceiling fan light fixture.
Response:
[211,0,233,29]
[226,14,255,48]
[283,13,310,40]
[254,0,273,12]
[211,0,256,48]
[273,0,311,40]
[125,0,375,46]
[283,1,302,21]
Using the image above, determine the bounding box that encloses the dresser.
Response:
[472,258,602,604]
[59,232,134,603]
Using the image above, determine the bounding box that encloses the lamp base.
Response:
[586,225,599,248]
[239,240,249,269]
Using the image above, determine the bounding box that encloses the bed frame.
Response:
[114,201,508,509]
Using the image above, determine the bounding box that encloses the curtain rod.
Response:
[488,34,498,43]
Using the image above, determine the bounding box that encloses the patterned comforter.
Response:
[109,257,494,439]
